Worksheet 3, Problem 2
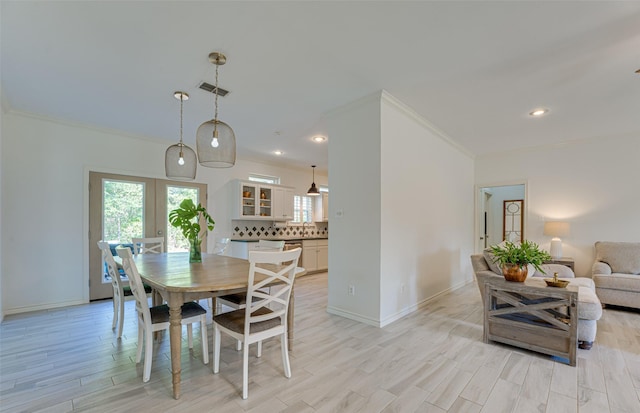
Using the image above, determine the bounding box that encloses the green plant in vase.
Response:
[489,240,551,282]
[168,199,215,263]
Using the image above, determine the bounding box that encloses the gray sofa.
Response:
[471,254,602,349]
[592,241,640,310]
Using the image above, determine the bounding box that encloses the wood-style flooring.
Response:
[1,273,639,412]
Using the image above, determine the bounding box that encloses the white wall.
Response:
[1,111,326,314]
[326,91,475,327]
[0,92,4,322]
[475,134,640,277]
[380,93,475,325]
[326,93,382,325]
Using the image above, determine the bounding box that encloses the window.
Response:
[293,195,314,223]
[248,174,280,185]
[319,185,329,193]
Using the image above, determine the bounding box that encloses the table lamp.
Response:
[543,221,570,259]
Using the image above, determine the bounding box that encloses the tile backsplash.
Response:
[231,220,328,240]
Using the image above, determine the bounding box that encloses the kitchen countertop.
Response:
[230,237,328,242]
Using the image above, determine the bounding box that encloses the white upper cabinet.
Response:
[232,180,294,221]
[314,192,329,222]
[273,186,294,221]
[233,181,273,219]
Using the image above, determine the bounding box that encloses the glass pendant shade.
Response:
[196,119,236,167]
[165,143,197,180]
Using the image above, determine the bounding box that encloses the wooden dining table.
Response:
[131,252,304,399]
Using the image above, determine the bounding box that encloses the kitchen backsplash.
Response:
[231,221,328,240]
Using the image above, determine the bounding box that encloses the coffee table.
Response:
[479,275,579,366]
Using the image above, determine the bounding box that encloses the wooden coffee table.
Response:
[479,275,579,366]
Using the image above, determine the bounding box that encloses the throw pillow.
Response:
[483,241,508,275]
[533,263,575,278]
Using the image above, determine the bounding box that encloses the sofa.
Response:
[592,241,640,310]
[471,254,602,349]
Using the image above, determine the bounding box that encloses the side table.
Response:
[480,275,579,366]
[544,257,574,271]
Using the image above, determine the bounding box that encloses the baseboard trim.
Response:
[326,306,381,327]
[3,299,87,316]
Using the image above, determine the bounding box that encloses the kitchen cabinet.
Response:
[233,181,273,219]
[302,239,328,272]
[314,192,329,222]
[273,186,294,221]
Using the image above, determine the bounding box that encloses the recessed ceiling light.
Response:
[312,136,326,143]
[529,108,549,117]
[273,150,283,156]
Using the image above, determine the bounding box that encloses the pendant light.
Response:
[307,165,320,196]
[196,52,236,168]
[165,91,197,180]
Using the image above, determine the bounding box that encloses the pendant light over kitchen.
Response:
[165,91,197,181]
[196,52,236,168]
[307,165,320,196]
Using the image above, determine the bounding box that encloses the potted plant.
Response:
[489,240,551,282]
[168,199,215,263]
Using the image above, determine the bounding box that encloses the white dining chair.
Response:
[131,237,165,256]
[97,241,129,339]
[116,247,209,382]
[213,247,301,399]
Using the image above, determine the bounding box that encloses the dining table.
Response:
[130,251,305,399]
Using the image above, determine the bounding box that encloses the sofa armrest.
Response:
[592,261,612,276]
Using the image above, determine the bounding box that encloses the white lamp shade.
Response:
[543,222,570,238]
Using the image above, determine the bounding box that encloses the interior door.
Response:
[89,172,208,300]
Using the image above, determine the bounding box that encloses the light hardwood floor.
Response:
[1,273,639,412]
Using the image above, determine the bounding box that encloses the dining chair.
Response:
[131,237,164,256]
[217,239,285,312]
[213,247,302,399]
[211,237,231,255]
[116,247,209,382]
[98,241,131,339]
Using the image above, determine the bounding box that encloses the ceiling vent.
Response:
[198,81,229,97]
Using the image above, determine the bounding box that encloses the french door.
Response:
[88,172,207,300]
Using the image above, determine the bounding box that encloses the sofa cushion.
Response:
[593,273,640,293]
[575,286,603,321]
[595,241,640,275]
[483,249,503,275]
[533,264,575,278]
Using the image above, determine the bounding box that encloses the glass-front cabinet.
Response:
[235,181,273,219]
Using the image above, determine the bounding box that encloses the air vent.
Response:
[198,81,229,97]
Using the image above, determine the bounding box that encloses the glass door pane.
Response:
[103,180,144,243]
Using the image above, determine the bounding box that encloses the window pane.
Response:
[103,180,144,244]
[248,174,280,184]
[167,186,199,252]
[293,195,314,223]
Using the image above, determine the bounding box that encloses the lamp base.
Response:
[550,238,562,259]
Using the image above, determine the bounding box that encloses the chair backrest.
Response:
[116,247,152,323]
[97,241,125,292]
[212,237,231,255]
[244,248,301,334]
[132,237,165,256]
[256,239,285,251]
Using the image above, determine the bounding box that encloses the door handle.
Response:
[157,230,163,236]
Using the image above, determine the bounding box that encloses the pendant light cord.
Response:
[213,59,219,136]
[179,93,184,146]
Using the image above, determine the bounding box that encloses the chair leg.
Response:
[112,295,118,329]
[257,340,262,358]
[201,315,209,364]
[213,325,221,374]
[242,341,250,400]
[187,323,193,349]
[117,294,125,339]
[236,339,242,351]
[281,331,291,378]
[135,321,144,363]
[143,328,153,382]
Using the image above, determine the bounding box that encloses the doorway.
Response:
[88,172,207,300]
[476,183,526,252]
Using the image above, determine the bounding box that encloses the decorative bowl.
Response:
[544,278,569,288]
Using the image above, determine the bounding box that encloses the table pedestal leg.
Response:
[167,295,183,399]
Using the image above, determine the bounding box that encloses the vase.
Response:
[189,238,202,263]
[502,263,528,282]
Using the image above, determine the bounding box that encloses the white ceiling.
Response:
[2,1,640,174]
